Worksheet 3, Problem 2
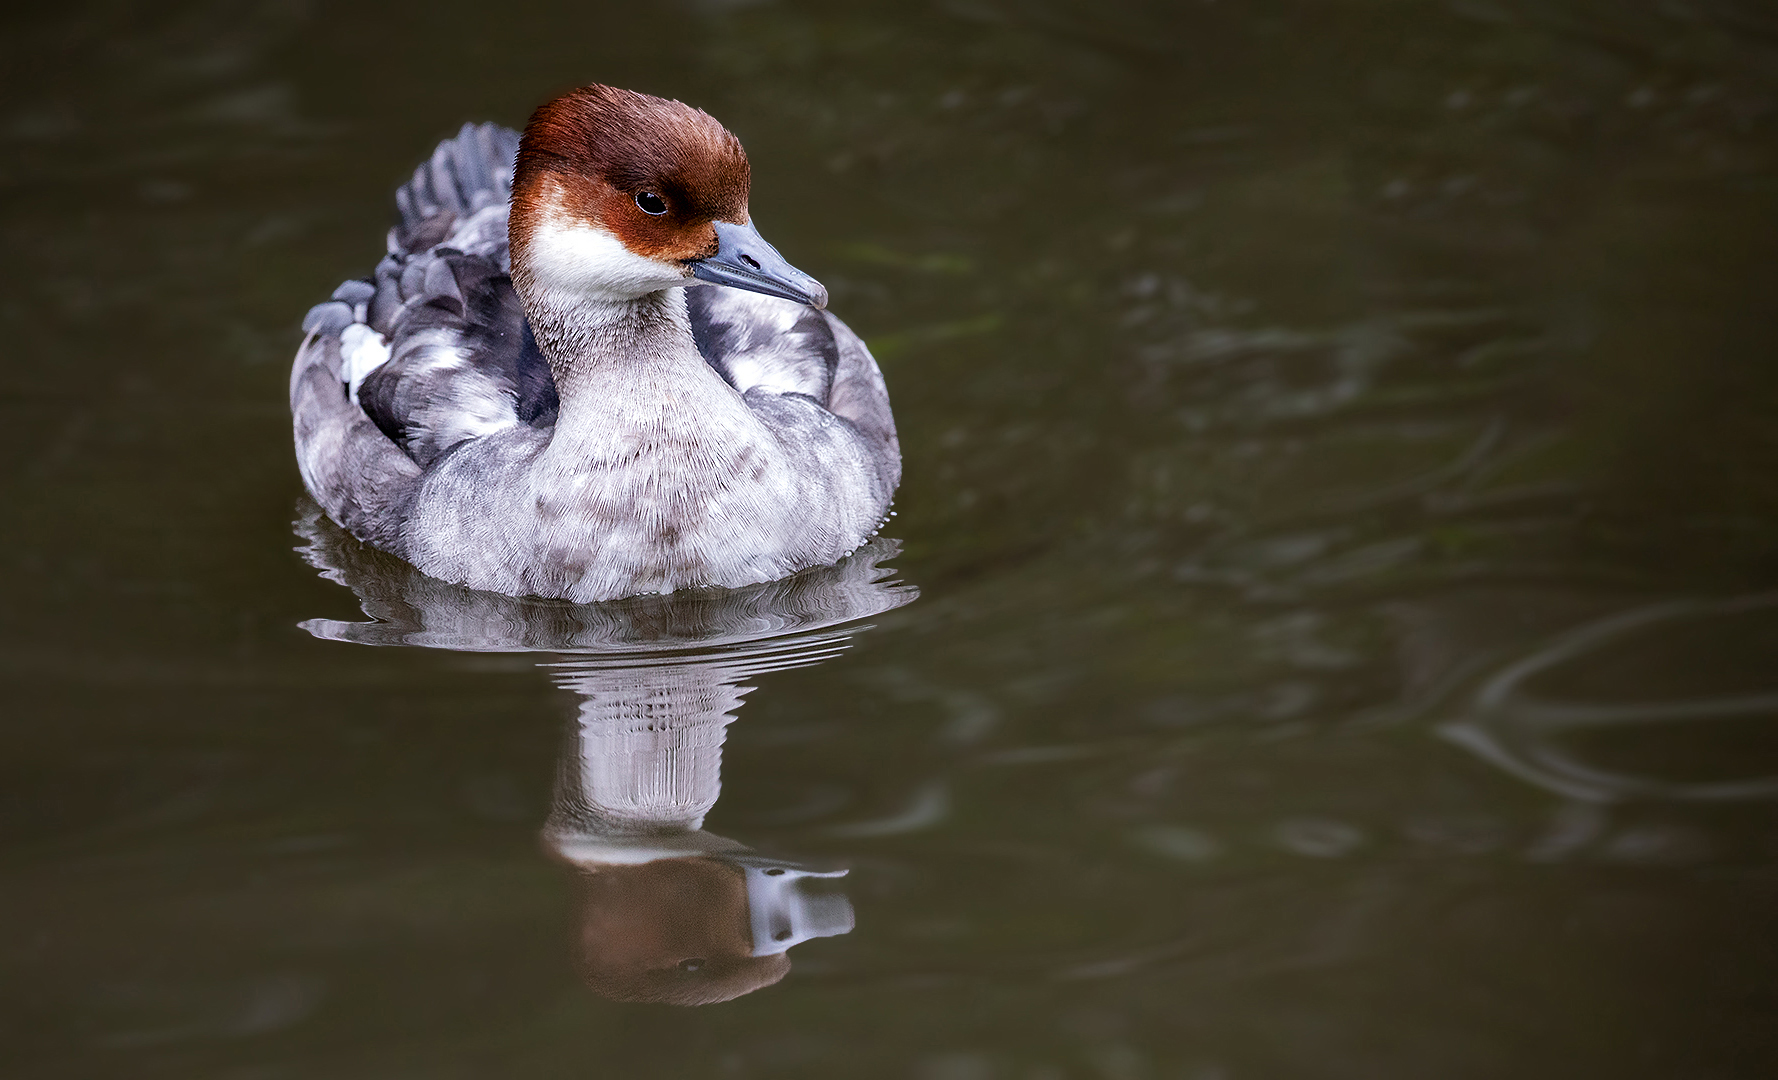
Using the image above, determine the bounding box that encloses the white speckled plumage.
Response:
[291,89,899,602]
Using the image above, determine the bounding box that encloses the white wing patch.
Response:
[340,323,391,406]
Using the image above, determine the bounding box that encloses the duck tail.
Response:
[391,122,519,247]
[391,122,522,253]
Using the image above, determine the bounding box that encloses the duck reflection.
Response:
[543,646,859,1004]
[293,504,915,1004]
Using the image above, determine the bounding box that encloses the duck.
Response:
[291,84,900,604]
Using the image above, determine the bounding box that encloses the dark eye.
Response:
[678,958,705,972]
[635,191,668,216]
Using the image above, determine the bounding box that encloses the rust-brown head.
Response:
[571,857,790,1006]
[509,84,826,309]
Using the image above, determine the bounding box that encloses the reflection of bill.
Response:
[294,504,914,1005]
[545,652,856,1005]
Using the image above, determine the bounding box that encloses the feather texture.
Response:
[290,119,899,602]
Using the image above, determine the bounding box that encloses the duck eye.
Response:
[635,191,668,216]
[678,958,705,972]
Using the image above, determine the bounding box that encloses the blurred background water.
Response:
[3,1,1778,1076]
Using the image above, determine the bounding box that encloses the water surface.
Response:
[4,1,1778,1077]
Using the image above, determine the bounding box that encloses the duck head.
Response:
[509,84,827,310]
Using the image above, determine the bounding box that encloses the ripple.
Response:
[1131,825,1222,862]
[1442,595,1778,802]
[1274,818,1367,858]
[293,502,917,655]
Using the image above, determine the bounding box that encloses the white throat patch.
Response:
[525,218,691,303]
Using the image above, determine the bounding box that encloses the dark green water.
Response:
[5,1,1778,1076]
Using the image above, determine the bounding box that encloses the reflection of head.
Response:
[573,857,790,1006]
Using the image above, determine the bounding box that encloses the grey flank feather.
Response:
[290,331,422,556]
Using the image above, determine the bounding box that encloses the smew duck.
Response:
[291,85,899,603]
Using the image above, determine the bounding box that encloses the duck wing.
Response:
[298,123,556,474]
[292,122,537,553]
[687,286,901,495]
[352,246,556,468]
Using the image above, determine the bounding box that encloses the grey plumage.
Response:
[688,286,899,501]
[294,501,916,652]
[301,300,354,336]
[394,122,521,239]
[291,122,900,602]
[331,279,375,306]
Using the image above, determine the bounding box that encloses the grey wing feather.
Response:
[290,331,422,556]
[687,286,900,496]
[356,247,556,467]
[392,122,521,265]
[687,286,837,400]
[820,308,901,494]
